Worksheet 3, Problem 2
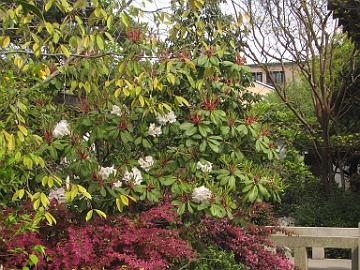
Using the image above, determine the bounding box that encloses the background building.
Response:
[248,62,299,87]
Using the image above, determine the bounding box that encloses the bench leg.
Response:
[294,247,308,270]
[352,247,360,270]
[312,247,324,260]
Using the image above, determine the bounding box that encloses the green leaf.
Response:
[177,203,186,215]
[185,126,197,136]
[18,0,44,20]
[237,124,248,135]
[45,22,54,34]
[60,45,70,58]
[160,176,177,186]
[248,186,259,202]
[45,0,54,11]
[1,36,10,48]
[200,140,207,152]
[258,184,270,199]
[180,122,195,130]
[175,96,190,107]
[120,195,129,206]
[95,209,107,219]
[44,212,56,225]
[197,55,208,66]
[23,155,33,169]
[209,56,219,66]
[210,204,226,218]
[40,193,50,207]
[208,141,220,153]
[60,0,73,11]
[85,210,93,221]
[198,125,208,137]
[222,61,234,67]
[228,176,236,190]
[166,73,176,85]
[29,254,39,265]
[96,35,104,50]
[107,14,113,29]
[120,13,130,27]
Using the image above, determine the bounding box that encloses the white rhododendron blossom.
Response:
[138,156,154,171]
[197,161,213,173]
[156,111,177,125]
[98,166,117,180]
[60,157,70,165]
[111,105,122,116]
[83,132,91,142]
[123,167,143,185]
[166,111,177,123]
[49,187,66,203]
[53,120,70,138]
[148,123,162,137]
[156,113,168,125]
[113,180,122,188]
[192,186,212,203]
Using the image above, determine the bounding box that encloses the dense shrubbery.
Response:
[0,202,194,269]
[0,0,284,223]
[0,1,294,269]
[0,201,292,270]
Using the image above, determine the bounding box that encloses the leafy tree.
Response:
[233,0,360,192]
[329,0,360,46]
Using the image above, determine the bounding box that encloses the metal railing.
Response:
[270,226,360,270]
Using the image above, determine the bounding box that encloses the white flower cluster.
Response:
[60,157,70,165]
[49,187,66,204]
[83,132,91,142]
[123,167,143,185]
[53,120,70,138]
[98,166,117,180]
[192,186,212,204]
[156,111,177,125]
[148,123,162,137]
[111,105,122,116]
[138,156,154,172]
[197,161,213,173]
[113,179,122,188]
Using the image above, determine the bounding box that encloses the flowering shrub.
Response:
[0,1,297,269]
[0,0,287,224]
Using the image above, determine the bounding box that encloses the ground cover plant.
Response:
[0,0,292,269]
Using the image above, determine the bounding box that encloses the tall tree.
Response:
[232,0,360,191]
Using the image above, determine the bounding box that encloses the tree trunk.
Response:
[318,125,334,192]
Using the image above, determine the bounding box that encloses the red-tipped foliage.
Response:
[198,217,293,270]
[0,203,195,270]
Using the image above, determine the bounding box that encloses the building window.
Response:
[267,71,285,85]
[252,72,263,82]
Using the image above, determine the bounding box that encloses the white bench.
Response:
[270,226,360,270]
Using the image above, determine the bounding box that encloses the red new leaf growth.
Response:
[244,115,257,126]
[202,97,219,111]
[0,203,195,270]
[199,217,293,270]
[127,29,142,43]
[190,114,202,125]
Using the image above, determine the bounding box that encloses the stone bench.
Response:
[270,225,360,270]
